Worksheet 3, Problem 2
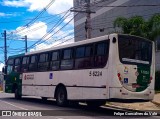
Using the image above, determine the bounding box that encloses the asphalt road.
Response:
[0,92,159,119]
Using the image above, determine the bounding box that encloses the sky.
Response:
[0,0,74,70]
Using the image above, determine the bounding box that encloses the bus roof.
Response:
[8,53,25,59]
[8,33,152,57]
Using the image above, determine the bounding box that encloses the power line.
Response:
[9,10,72,53]
[5,10,72,54]
[6,10,70,45]
[29,12,77,50]
[33,24,85,50]
[16,11,72,37]
[27,10,72,49]
[7,10,71,50]
[11,0,56,35]
[0,13,63,24]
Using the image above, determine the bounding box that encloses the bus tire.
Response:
[87,101,106,108]
[15,88,21,99]
[56,86,68,106]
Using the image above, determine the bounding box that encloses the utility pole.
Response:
[25,35,27,53]
[71,0,95,39]
[4,30,7,66]
[86,0,91,39]
[22,35,27,53]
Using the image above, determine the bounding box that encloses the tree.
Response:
[114,14,160,41]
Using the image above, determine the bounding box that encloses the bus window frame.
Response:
[75,44,94,69]
[28,55,38,72]
[6,58,14,74]
[38,52,49,71]
[94,40,109,68]
[14,57,21,73]
[50,50,60,71]
[21,56,29,72]
[118,35,152,66]
[60,48,74,70]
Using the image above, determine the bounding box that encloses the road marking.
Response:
[0,100,28,110]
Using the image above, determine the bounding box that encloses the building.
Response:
[74,0,160,71]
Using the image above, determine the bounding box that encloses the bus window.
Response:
[50,51,60,70]
[75,45,93,69]
[28,55,37,71]
[85,45,92,57]
[21,57,29,72]
[63,49,73,59]
[61,49,73,70]
[38,53,49,71]
[119,37,152,65]
[94,41,109,67]
[76,47,85,58]
[14,58,21,72]
[7,59,14,74]
[52,51,59,61]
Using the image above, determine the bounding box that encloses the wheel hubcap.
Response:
[59,91,64,103]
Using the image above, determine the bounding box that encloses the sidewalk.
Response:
[151,93,160,107]
[106,93,160,112]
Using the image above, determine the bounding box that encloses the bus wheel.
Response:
[15,88,21,99]
[56,86,68,106]
[87,101,106,108]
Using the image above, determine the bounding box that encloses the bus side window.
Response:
[84,45,94,68]
[38,53,49,71]
[28,55,37,72]
[14,58,21,72]
[61,48,73,70]
[75,45,93,69]
[75,46,85,69]
[94,41,108,68]
[50,51,60,70]
[21,57,29,72]
[7,59,14,74]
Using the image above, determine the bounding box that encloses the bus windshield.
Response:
[118,35,152,65]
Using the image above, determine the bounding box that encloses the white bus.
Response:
[4,33,155,107]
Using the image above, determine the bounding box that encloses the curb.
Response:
[105,103,160,115]
[105,103,142,111]
[105,103,137,111]
[151,101,160,107]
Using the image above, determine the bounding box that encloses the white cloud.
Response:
[14,20,74,52]
[47,0,73,14]
[7,0,75,52]
[0,12,6,16]
[2,0,29,7]
[29,29,74,51]
[0,63,4,72]
[25,0,50,11]
[16,21,48,40]
[3,0,73,13]
[2,0,74,26]
[0,12,20,17]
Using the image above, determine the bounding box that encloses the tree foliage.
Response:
[114,14,160,41]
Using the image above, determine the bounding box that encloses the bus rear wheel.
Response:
[56,86,68,106]
[15,88,21,99]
